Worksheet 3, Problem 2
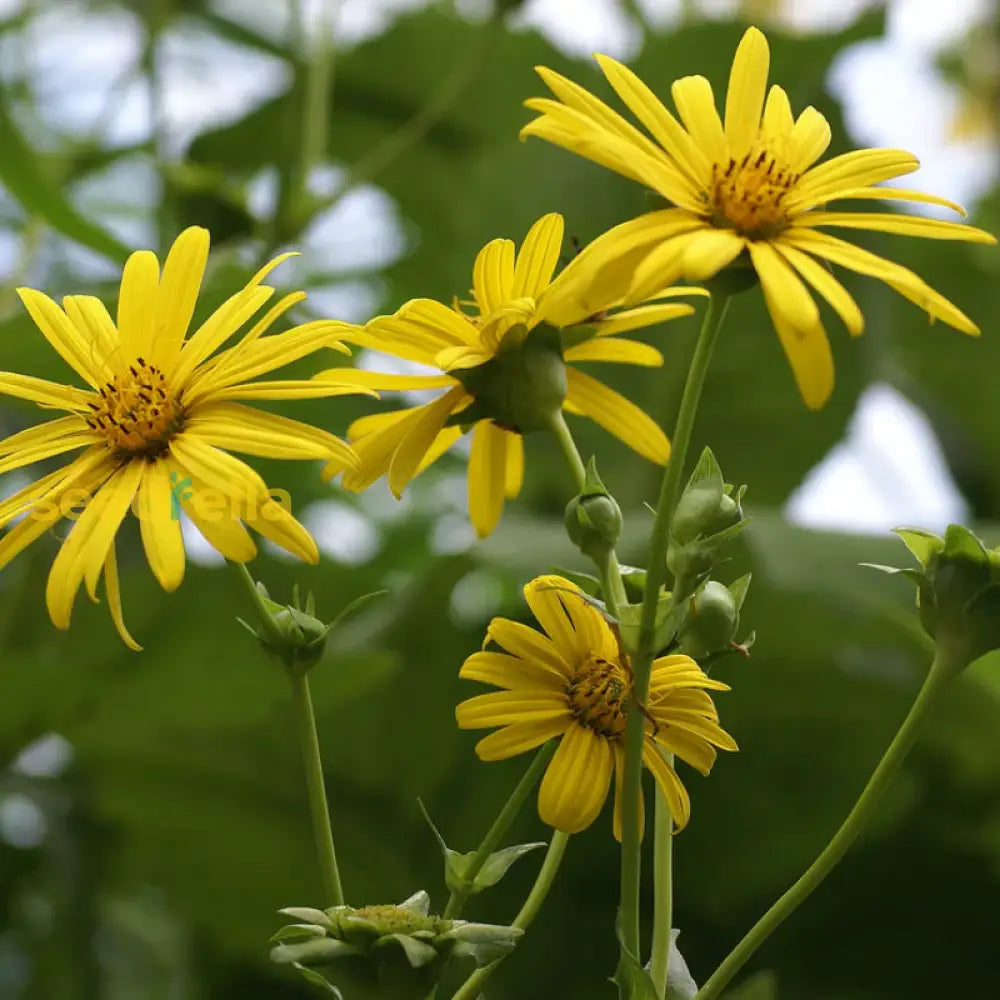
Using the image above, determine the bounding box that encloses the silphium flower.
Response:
[521,26,996,408]
[316,212,703,537]
[456,575,736,834]
[0,227,371,649]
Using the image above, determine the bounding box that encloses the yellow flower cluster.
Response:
[0,25,991,833]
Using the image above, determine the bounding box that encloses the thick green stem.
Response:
[288,668,345,907]
[442,742,556,919]
[231,562,344,906]
[449,832,570,1000]
[618,295,730,977]
[695,651,957,1000]
[649,788,673,995]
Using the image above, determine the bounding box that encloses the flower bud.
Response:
[564,458,623,562]
[271,891,522,999]
[666,449,747,600]
[867,524,1000,673]
[449,323,567,433]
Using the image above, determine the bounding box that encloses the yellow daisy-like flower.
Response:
[522,26,996,409]
[0,227,370,649]
[318,213,702,537]
[456,575,736,834]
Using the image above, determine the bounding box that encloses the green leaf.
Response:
[893,527,945,566]
[0,100,130,262]
[291,963,346,998]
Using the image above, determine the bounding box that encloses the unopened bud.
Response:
[564,458,622,562]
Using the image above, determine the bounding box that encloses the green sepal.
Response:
[418,800,543,896]
[270,923,330,944]
[676,577,751,661]
[612,909,659,1000]
[270,938,359,964]
[893,526,945,566]
[442,922,524,965]
[289,963,345,997]
[382,932,438,968]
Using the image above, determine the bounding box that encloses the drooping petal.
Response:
[244,497,318,564]
[565,368,670,463]
[387,386,467,497]
[504,430,524,498]
[467,421,508,538]
[775,240,864,336]
[538,724,614,833]
[136,458,185,592]
[642,742,691,832]
[103,543,142,651]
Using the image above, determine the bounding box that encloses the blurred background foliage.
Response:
[1,1,1000,998]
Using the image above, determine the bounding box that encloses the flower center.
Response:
[348,904,448,936]
[709,145,799,237]
[566,655,630,739]
[86,357,182,457]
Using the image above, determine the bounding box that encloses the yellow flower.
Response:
[317,213,702,537]
[0,227,371,649]
[522,26,996,409]
[455,575,736,834]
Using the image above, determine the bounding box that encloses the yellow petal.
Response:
[103,543,142,651]
[45,460,144,630]
[643,742,691,832]
[748,241,833,409]
[761,84,793,140]
[209,379,379,403]
[153,226,210,371]
[0,372,92,411]
[457,689,572,728]
[512,213,564,300]
[594,54,711,187]
[774,240,864,336]
[565,338,664,366]
[504,431,524,499]
[538,724,614,833]
[625,234,692,305]
[244,497,318,564]
[724,26,770,161]
[484,618,572,676]
[168,435,269,503]
[468,421,508,538]
[17,288,108,388]
[0,414,96,469]
[814,185,967,215]
[680,227,746,281]
[565,367,670,463]
[654,727,717,776]
[792,148,918,209]
[787,106,832,175]
[136,458,185,591]
[313,369,455,390]
[116,249,160,361]
[472,238,515,316]
[472,720,567,761]
[459,650,566,690]
[671,74,728,166]
[388,385,466,497]
[797,211,995,244]
[523,574,584,662]
[783,228,980,334]
[591,302,696,338]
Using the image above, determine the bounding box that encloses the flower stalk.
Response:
[619,293,731,981]
[695,649,957,1000]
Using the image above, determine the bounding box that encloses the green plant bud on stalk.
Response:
[866,524,1000,673]
[564,457,623,562]
[448,323,566,434]
[676,580,739,659]
[666,448,747,600]
[238,577,384,674]
[270,891,522,999]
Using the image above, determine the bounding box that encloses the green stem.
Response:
[547,409,628,613]
[442,742,556,919]
[695,651,957,1000]
[230,562,344,907]
[619,294,730,969]
[449,831,571,1000]
[288,667,345,908]
[649,786,673,995]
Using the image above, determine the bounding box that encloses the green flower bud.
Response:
[271,892,522,999]
[448,323,566,434]
[238,575,384,674]
[666,449,747,600]
[676,581,736,658]
[866,524,1000,674]
[564,457,623,562]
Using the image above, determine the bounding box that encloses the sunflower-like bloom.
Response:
[0,227,370,649]
[522,26,996,408]
[318,213,702,537]
[456,575,736,834]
